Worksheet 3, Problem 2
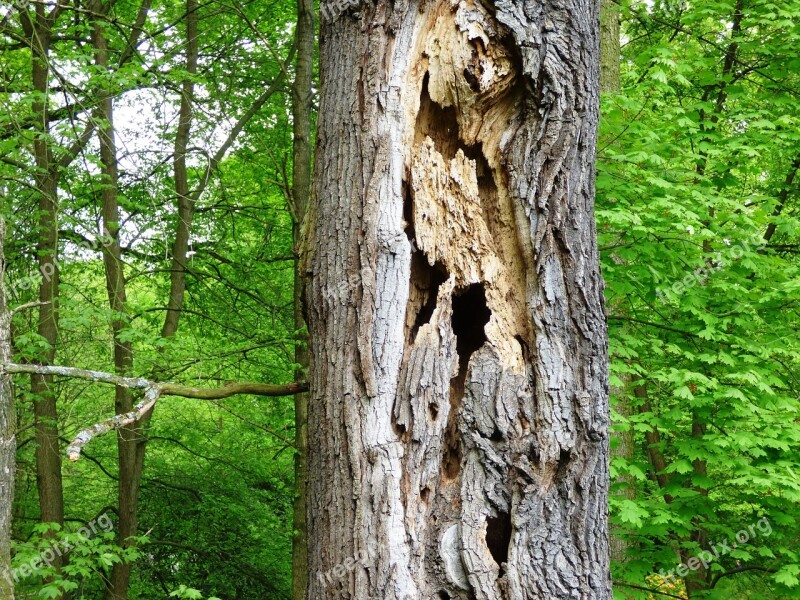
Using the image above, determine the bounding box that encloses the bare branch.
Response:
[9,300,50,317]
[66,385,161,461]
[1,362,308,460]
[5,363,153,389]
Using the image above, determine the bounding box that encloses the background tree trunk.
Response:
[90,4,139,598]
[600,0,621,94]
[305,1,610,598]
[27,4,66,542]
[0,217,16,600]
[291,0,315,596]
[599,0,632,566]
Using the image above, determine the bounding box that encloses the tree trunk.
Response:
[109,2,199,595]
[305,1,610,598]
[599,0,631,566]
[0,217,16,600]
[27,3,65,541]
[600,0,620,94]
[291,0,314,596]
[90,5,139,598]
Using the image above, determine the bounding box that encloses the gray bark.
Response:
[305,0,610,598]
[0,217,15,599]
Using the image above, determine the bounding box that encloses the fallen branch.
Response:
[1,363,308,461]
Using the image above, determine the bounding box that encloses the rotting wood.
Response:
[307,0,609,597]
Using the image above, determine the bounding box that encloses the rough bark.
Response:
[305,0,609,598]
[291,0,315,596]
[0,217,16,600]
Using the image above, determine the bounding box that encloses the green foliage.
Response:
[602,0,800,598]
[168,584,221,600]
[2,0,302,597]
[12,524,145,599]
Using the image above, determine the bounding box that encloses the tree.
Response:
[1,0,306,597]
[0,217,16,599]
[290,0,315,596]
[599,1,800,597]
[304,0,610,597]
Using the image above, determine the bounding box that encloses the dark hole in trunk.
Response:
[416,72,460,161]
[410,253,449,342]
[451,283,491,375]
[485,511,512,575]
[403,180,415,242]
[557,448,571,481]
[442,437,462,480]
[420,486,431,502]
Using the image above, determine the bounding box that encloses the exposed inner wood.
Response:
[396,0,535,595]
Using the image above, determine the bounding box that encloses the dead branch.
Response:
[1,362,308,461]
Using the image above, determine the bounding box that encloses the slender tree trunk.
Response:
[90,5,139,598]
[600,0,620,94]
[106,2,196,595]
[291,0,314,597]
[160,0,198,344]
[27,4,65,540]
[305,1,609,598]
[599,0,631,566]
[0,217,16,600]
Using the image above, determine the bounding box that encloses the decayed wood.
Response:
[306,0,609,598]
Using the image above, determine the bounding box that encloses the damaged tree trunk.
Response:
[304,0,610,598]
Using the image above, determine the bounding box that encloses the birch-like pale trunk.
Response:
[304,0,610,598]
[0,217,15,599]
